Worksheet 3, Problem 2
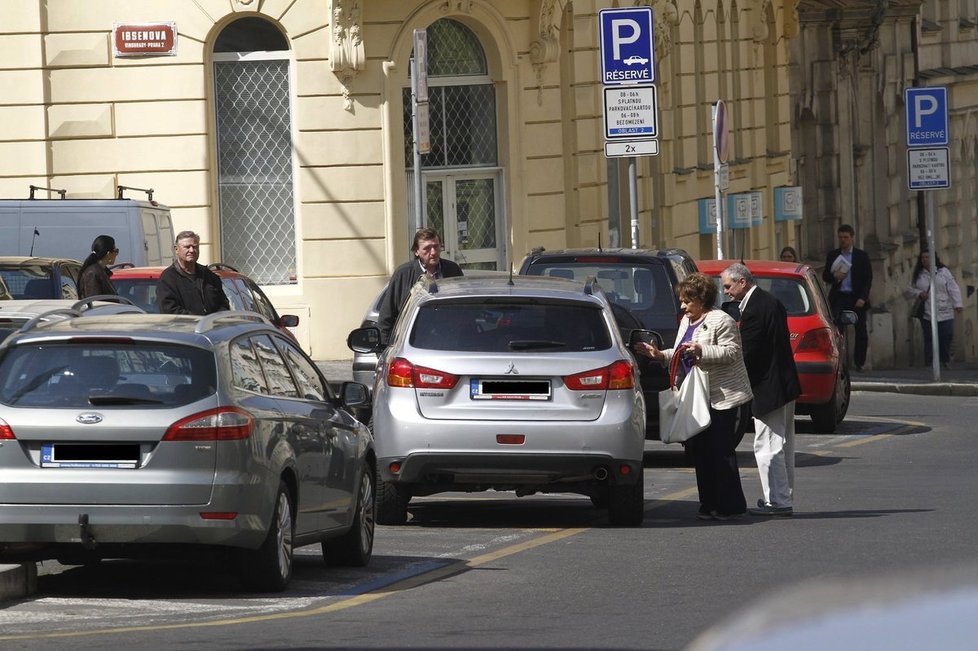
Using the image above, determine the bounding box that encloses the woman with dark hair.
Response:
[779,246,798,263]
[78,234,119,299]
[908,250,963,368]
[635,272,753,521]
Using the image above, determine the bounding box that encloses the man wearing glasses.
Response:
[157,230,230,315]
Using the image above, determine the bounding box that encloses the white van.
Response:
[0,195,174,266]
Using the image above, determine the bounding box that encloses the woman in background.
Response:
[908,250,963,368]
[78,235,119,299]
[779,246,798,263]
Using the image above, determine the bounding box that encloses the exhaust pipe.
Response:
[593,466,609,481]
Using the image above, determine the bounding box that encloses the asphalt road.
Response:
[2,390,976,650]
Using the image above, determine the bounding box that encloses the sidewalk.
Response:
[4,357,977,603]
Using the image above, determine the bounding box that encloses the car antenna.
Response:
[508,266,515,286]
[598,231,603,252]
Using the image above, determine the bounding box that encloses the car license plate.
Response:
[41,443,139,469]
[470,378,551,401]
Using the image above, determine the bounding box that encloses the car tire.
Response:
[375,472,411,525]
[607,471,644,527]
[810,364,851,433]
[240,481,294,592]
[322,464,376,567]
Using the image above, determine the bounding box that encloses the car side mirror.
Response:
[836,309,858,327]
[347,326,384,353]
[629,329,664,350]
[279,314,300,328]
[341,381,370,409]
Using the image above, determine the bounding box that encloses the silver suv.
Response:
[0,310,375,592]
[347,275,647,527]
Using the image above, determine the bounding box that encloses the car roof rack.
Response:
[195,310,271,334]
[71,295,145,315]
[28,184,67,200]
[16,308,82,334]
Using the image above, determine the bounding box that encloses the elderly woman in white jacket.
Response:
[909,250,963,368]
[636,272,753,521]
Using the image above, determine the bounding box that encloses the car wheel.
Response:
[607,471,644,527]
[240,481,294,592]
[810,364,851,433]
[375,472,411,525]
[322,464,376,567]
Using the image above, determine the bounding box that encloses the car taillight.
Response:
[795,328,834,355]
[386,357,459,389]
[565,360,635,390]
[0,417,14,440]
[163,407,254,441]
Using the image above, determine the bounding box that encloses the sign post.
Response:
[411,29,429,232]
[712,100,730,259]
[598,7,657,249]
[905,86,950,381]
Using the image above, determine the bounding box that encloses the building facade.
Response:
[8,1,971,367]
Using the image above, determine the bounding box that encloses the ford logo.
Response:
[76,413,103,425]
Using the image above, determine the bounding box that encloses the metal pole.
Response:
[926,190,940,381]
[628,157,639,248]
[411,56,424,233]
[712,102,725,260]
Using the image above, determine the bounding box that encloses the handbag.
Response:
[658,349,712,444]
[912,295,925,320]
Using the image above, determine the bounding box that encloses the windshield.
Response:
[0,342,216,408]
[0,266,54,300]
[410,299,612,352]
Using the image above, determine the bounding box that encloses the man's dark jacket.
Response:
[157,262,230,315]
[378,258,463,341]
[822,247,872,308]
[739,287,801,416]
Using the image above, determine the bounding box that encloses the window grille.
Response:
[214,59,296,285]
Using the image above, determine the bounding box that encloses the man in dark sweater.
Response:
[157,231,230,315]
[378,228,463,342]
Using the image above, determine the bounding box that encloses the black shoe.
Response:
[749,504,793,516]
[696,511,716,521]
[712,512,745,521]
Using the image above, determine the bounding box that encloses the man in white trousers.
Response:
[721,263,801,516]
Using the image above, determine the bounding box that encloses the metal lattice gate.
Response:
[214,59,296,285]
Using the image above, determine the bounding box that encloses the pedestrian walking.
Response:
[77,235,119,299]
[157,231,230,315]
[908,250,963,368]
[635,272,753,521]
[378,227,463,343]
[823,224,872,370]
[722,263,801,516]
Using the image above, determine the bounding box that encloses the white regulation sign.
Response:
[604,85,658,139]
[907,147,950,190]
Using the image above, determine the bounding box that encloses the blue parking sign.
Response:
[906,87,948,147]
[599,7,655,85]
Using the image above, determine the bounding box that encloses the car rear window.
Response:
[0,266,54,300]
[709,276,813,317]
[523,261,678,324]
[113,278,160,313]
[409,299,612,352]
[0,342,216,408]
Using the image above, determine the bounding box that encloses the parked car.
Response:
[0,296,144,342]
[348,274,648,527]
[695,259,858,432]
[518,247,698,439]
[0,256,82,300]
[111,263,300,340]
[0,310,375,592]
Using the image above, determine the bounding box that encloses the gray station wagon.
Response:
[0,310,375,592]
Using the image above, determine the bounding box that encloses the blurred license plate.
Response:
[41,443,139,469]
[470,379,551,401]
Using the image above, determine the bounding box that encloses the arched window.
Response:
[403,19,503,270]
[212,17,295,285]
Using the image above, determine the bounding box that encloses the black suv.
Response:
[518,247,698,439]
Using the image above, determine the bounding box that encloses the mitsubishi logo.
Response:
[76,413,103,425]
[504,362,519,375]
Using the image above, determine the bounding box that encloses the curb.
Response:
[0,563,37,603]
[852,382,978,397]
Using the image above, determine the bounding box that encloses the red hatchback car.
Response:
[696,260,857,432]
[111,263,300,340]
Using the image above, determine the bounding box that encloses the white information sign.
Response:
[907,147,950,190]
[603,85,658,139]
[604,140,659,157]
